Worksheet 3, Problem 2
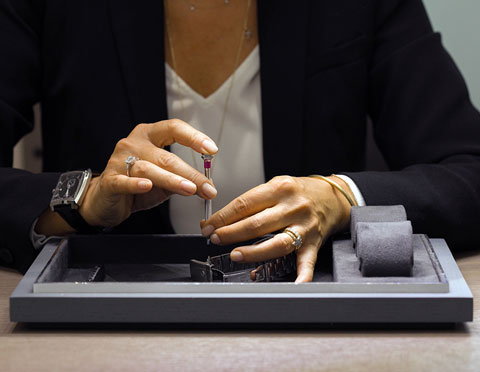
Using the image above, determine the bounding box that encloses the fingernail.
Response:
[180,180,196,194]
[230,250,243,262]
[202,140,218,154]
[210,233,221,245]
[138,180,151,190]
[295,275,305,284]
[202,183,217,199]
[201,225,214,237]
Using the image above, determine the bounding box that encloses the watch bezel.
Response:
[50,169,92,211]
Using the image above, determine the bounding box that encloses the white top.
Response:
[165,46,365,234]
[166,46,266,233]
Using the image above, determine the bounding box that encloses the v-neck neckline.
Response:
[165,45,259,103]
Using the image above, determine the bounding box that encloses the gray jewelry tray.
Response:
[10,234,473,324]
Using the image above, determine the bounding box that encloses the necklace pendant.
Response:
[189,4,196,11]
[245,28,252,40]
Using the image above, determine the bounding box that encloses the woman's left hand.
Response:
[200,175,354,283]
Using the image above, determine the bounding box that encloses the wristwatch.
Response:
[50,169,98,233]
[190,251,297,282]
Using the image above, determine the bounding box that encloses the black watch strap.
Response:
[55,205,102,234]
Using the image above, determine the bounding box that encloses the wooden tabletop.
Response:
[1,251,480,372]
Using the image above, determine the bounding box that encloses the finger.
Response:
[125,160,199,196]
[102,174,153,195]
[147,119,219,155]
[132,187,173,213]
[209,205,289,245]
[229,228,306,263]
[295,246,319,283]
[138,145,217,200]
[202,183,278,235]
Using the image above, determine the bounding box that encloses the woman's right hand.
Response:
[76,119,218,229]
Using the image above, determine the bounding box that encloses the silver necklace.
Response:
[183,1,253,47]
[184,0,231,12]
[165,0,253,170]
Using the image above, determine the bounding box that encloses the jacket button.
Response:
[0,248,14,264]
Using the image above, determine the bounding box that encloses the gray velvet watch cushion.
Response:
[356,221,413,277]
[350,205,407,248]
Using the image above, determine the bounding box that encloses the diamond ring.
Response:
[125,156,140,177]
[283,228,303,252]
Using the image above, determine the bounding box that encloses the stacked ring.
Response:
[283,228,303,251]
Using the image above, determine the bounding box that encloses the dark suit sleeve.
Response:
[345,0,480,249]
[0,0,59,273]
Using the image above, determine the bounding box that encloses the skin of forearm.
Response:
[325,175,356,232]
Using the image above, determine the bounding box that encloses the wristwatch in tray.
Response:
[50,169,98,233]
[190,251,297,282]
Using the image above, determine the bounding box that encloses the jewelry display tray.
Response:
[10,234,473,324]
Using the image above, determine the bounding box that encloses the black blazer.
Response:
[1,0,480,273]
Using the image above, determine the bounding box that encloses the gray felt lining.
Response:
[333,235,442,283]
[36,242,68,283]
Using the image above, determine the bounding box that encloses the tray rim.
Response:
[10,237,474,324]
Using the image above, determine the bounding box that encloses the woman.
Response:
[1,0,480,280]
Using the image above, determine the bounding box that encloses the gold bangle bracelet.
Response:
[309,174,358,207]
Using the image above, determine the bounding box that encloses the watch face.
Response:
[52,172,85,202]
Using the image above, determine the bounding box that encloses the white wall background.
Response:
[423,0,480,110]
[12,1,480,171]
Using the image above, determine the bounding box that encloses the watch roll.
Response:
[350,205,407,250]
[356,221,414,277]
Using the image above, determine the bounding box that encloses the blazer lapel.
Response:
[108,0,168,125]
[109,0,173,232]
[258,1,309,180]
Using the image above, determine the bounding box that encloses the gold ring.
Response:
[283,228,303,251]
